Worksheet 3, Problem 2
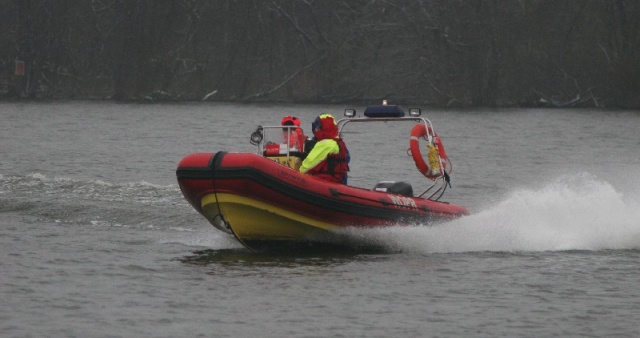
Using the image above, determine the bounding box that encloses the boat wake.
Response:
[0,173,196,229]
[338,173,640,253]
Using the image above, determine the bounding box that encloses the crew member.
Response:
[299,114,349,184]
[280,115,305,150]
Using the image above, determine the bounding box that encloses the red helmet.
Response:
[312,114,338,140]
[281,116,301,126]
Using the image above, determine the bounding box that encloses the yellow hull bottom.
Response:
[201,193,341,246]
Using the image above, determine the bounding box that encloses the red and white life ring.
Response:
[409,123,448,180]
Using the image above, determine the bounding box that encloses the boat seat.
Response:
[373,181,414,196]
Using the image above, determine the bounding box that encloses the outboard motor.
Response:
[373,181,414,197]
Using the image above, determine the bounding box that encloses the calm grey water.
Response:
[2,101,640,337]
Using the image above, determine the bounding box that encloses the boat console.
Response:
[263,143,305,170]
[251,125,306,170]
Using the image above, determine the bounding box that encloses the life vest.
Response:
[281,116,305,150]
[307,138,349,183]
[282,128,304,150]
[409,123,448,180]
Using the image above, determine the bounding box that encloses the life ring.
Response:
[409,123,448,180]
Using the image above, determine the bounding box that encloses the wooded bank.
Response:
[1,0,639,108]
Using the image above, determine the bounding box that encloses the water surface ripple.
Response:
[2,102,640,337]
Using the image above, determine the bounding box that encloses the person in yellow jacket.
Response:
[299,114,349,184]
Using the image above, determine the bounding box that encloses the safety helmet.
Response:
[281,115,301,126]
[312,114,338,140]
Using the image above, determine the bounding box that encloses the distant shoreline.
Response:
[1,96,637,110]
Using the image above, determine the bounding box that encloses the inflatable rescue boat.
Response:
[176,103,468,251]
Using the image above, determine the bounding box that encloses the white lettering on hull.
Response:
[388,194,417,208]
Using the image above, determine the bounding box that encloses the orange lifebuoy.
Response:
[409,123,448,180]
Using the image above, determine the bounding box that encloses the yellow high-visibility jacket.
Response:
[299,139,339,173]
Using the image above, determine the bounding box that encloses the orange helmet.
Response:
[281,116,301,126]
